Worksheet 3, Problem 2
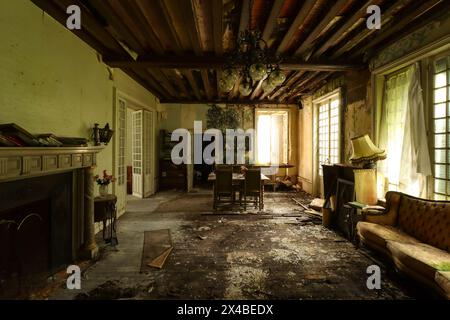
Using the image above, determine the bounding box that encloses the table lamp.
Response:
[350,134,386,205]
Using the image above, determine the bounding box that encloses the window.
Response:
[255,110,288,165]
[315,90,341,176]
[432,54,450,200]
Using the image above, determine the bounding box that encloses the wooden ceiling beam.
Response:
[184,71,203,101]
[239,0,251,34]
[149,69,179,98]
[159,99,298,106]
[201,70,214,100]
[30,0,116,56]
[311,0,381,59]
[131,69,169,99]
[169,70,191,99]
[269,71,305,100]
[294,0,348,56]
[262,0,285,42]
[212,0,224,55]
[250,78,266,100]
[86,0,147,54]
[329,0,413,59]
[105,56,362,71]
[352,0,446,58]
[276,0,315,54]
[229,75,242,100]
[216,69,224,99]
[286,71,321,97]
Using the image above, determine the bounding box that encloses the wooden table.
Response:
[208,173,269,210]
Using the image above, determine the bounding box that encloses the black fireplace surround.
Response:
[0,172,74,297]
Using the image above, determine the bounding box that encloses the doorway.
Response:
[114,90,155,216]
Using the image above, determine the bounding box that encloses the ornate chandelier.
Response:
[219,29,286,96]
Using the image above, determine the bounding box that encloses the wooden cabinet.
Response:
[159,130,186,190]
[159,159,186,190]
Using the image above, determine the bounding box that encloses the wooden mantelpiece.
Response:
[0,146,104,182]
[0,146,105,260]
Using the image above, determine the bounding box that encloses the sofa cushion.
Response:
[435,271,450,299]
[387,241,450,281]
[397,196,450,252]
[357,222,419,253]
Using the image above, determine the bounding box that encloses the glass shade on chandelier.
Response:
[261,80,275,93]
[223,68,239,84]
[268,69,286,86]
[219,78,234,93]
[219,27,286,94]
[238,81,252,96]
[249,63,267,82]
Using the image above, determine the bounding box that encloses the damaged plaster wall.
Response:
[342,70,372,162]
[297,70,372,196]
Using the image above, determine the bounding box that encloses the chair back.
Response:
[215,168,233,194]
[245,168,261,193]
[232,165,242,173]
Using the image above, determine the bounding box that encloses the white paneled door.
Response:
[114,97,127,215]
[132,109,154,198]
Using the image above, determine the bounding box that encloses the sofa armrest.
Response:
[362,210,396,226]
[361,191,401,226]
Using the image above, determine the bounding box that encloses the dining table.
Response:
[208,172,270,210]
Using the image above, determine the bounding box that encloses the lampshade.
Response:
[350,134,386,164]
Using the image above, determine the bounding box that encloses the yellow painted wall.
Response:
[0,0,158,226]
[159,103,210,132]
[298,97,314,194]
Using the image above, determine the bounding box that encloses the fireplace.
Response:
[0,173,74,297]
[0,146,104,298]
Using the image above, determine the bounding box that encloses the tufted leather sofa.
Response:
[356,191,450,299]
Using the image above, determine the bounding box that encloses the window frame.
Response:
[254,108,289,166]
[313,88,342,178]
[431,50,450,200]
[371,37,450,199]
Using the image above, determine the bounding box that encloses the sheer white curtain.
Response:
[378,63,432,197]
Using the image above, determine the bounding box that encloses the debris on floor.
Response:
[48,190,419,300]
[309,198,325,211]
[148,247,173,269]
[292,198,309,210]
[141,229,173,272]
[75,280,141,300]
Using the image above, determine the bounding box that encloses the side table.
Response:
[345,201,386,245]
[94,194,118,246]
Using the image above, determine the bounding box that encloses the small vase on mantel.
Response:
[99,184,108,197]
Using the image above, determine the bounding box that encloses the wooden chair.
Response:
[243,168,262,211]
[213,167,234,210]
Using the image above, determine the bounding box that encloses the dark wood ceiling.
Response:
[31,0,448,105]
